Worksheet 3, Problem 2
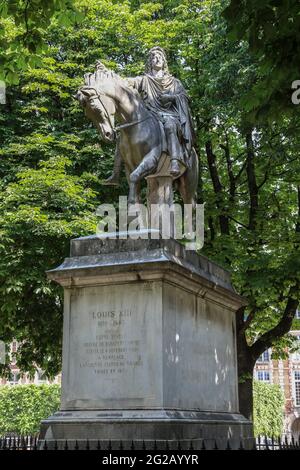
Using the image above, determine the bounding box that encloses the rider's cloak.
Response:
[129,73,195,157]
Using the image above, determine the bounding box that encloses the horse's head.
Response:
[76,84,116,143]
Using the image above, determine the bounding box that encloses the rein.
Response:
[86,87,151,134]
[114,116,151,132]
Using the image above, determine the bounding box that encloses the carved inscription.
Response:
[79,309,143,380]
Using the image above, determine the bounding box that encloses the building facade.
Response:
[254,322,300,439]
[0,340,60,386]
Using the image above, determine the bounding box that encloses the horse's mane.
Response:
[83,60,142,107]
[84,61,126,89]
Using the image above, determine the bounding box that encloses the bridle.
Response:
[84,87,152,136]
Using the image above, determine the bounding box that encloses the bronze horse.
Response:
[76,63,198,206]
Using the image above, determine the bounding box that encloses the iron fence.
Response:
[0,435,299,450]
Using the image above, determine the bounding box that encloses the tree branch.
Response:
[250,284,299,359]
[220,140,236,202]
[205,139,230,235]
[246,131,259,230]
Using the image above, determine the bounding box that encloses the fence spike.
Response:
[43,440,48,450]
[226,439,231,450]
[165,440,169,450]
[189,440,194,451]
[142,440,146,450]
[22,436,27,451]
[265,435,270,451]
[177,440,182,450]
[97,440,101,450]
[201,439,206,450]
[54,440,58,450]
[119,440,124,450]
[86,439,90,450]
[291,435,295,448]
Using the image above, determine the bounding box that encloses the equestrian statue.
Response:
[76,47,199,207]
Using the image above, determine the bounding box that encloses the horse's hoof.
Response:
[102,177,120,186]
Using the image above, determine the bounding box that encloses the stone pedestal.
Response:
[40,235,252,447]
[146,174,174,237]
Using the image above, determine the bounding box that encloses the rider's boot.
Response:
[170,158,180,177]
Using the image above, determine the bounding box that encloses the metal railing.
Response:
[0,435,299,450]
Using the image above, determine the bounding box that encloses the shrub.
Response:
[0,384,60,435]
[253,380,284,437]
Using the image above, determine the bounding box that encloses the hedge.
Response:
[0,384,60,435]
[0,381,285,437]
[253,380,285,437]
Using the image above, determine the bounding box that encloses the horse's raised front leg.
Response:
[128,149,159,205]
[103,143,122,186]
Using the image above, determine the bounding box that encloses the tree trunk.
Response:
[238,370,254,421]
[236,315,255,420]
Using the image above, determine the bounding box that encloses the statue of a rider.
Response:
[107,46,195,183]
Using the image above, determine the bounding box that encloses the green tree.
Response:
[223,0,300,120]
[0,0,81,84]
[0,157,97,376]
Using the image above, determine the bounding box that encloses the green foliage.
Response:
[223,0,300,121]
[253,380,284,437]
[0,384,60,435]
[0,0,81,84]
[0,157,97,377]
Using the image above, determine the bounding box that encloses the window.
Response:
[296,310,300,320]
[292,336,300,361]
[294,371,300,406]
[37,371,47,384]
[256,370,270,382]
[8,372,20,386]
[257,350,270,363]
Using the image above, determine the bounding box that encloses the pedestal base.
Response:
[40,409,252,449]
[42,235,253,448]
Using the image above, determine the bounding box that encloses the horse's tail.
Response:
[189,147,199,206]
[178,147,199,207]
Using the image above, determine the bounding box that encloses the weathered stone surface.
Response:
[48,235,241,296]
[41,235,252,442]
